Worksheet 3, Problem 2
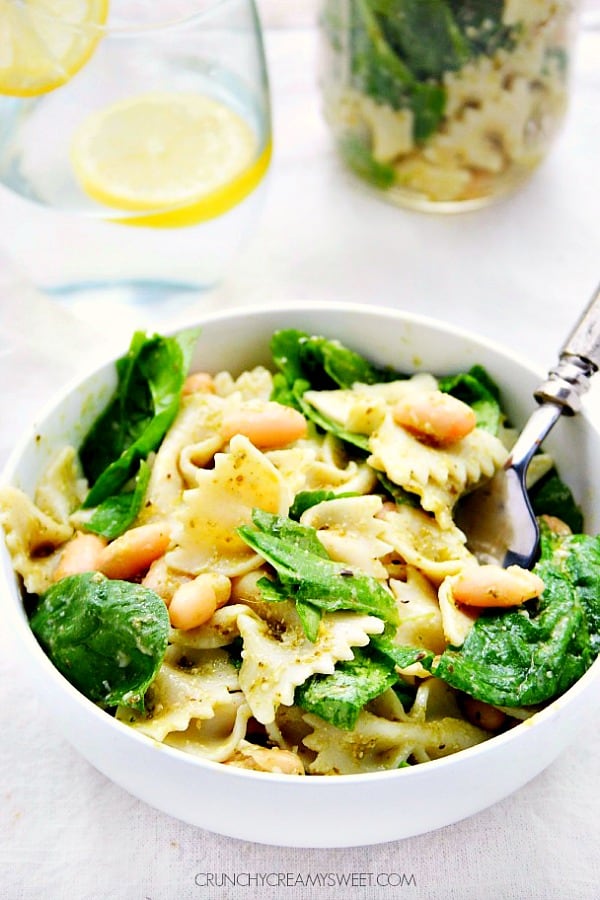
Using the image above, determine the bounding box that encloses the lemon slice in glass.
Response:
[70,91,271,228]
[0,0,109,97]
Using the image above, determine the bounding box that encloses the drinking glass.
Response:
[0,0,271,295]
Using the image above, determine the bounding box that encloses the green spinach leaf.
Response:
[350,0,446,141]
[80,328,198,509]
[30,572,169,710]
[238,509,399,632]
[370,632,435,671]
[338,133,396,189]
[375,0,471,79]
[270,330,401,450]
[271,328,399,391]
[434,529,598,706]
[295,647,399,730]
[438,365,503,433]
[448,0,514,56]
[530,471,584,534]
[289,489,359,521]
[539,528,600,656]
[84,460,151,540]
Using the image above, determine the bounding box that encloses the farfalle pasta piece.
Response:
[303,679,487,774]
[212,365,274,401]
[0,484,73,593]
[303,433,378,495]
[35,446,87,526]
[166,435,293,577]
[300,494,393,579]
[379,504,475,584]
[140,391,227,521]
[389,566,446,675]
[116,647,251,761]
[236,600,385,724]
[438,575,481,647]
[163,695,251,761]
[169,603,255,650]
[369,413,508,527]
[303,375,437,436]
[265,446,319,496]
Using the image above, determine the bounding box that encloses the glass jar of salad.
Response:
[318,1,580,211]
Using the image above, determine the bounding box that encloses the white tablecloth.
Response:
[1,5,600,899]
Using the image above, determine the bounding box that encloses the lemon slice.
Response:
[70,90,271,227]
[0,0,109,97]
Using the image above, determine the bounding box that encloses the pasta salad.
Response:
[1,327,599,776]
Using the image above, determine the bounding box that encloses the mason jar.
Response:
[318,1,581,211]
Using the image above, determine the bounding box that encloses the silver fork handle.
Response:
[534,282,600,414]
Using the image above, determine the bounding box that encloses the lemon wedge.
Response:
[70,90,271,228]
[0,0,109,97]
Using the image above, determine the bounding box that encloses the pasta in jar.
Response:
[318,0,579,209]
[1,326,598,776]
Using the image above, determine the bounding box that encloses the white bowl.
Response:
[2,302,600,848]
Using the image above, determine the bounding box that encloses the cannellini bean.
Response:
[393,390,477,446]
[220,402,308,449]
[53,532,107,581]
[97,523,171,580]
[141,556,173,604]
[461,697,507,732]
[540,514,572,536]
[182,372,215,395]
[169,572,231,630]
[225,746,305,775]
[452,564,545,609]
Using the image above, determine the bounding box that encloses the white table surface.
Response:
[1,4,600,898]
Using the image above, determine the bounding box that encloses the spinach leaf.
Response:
[338,133,396,189]
[296,599,323,643]
[375,471,420,507]
[448,0,514,57]
[296,389,371,452]
[238,509,399,632]
[530,470,584,534]
[270,330,401,450]
[434,529,598,706]
[295,647,399,730]
[30,572,169,710]
[375,0,471,79]
[271,328,399,391]
[350,0,446,141]
[438,365,503,433]
[539,529,600,656]
[84,460,151,540]
[80,328,198,509]
[369,632,435,671]
[289,489,359,521]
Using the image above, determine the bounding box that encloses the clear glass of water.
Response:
[0,0,271,296]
